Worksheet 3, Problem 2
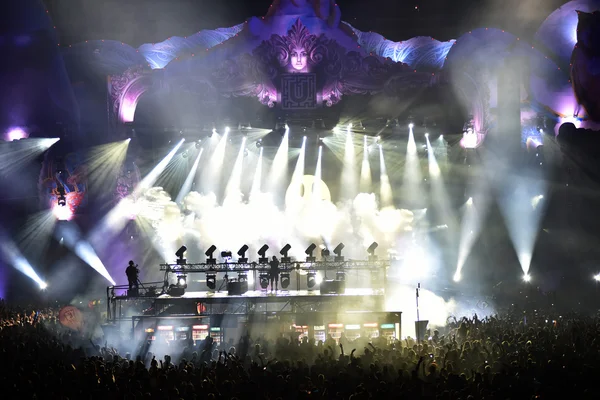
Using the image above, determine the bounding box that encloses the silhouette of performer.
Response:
[269,256,280,292]
[126,260,139,294]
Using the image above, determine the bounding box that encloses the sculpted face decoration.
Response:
[281,19,319,72]
[290,46,308,71]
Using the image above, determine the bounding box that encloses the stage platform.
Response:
[156,288,383,301]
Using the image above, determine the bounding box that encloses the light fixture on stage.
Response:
[256,139,262,148]
[333,243,345,262]
[237,245,249,263]
[258,244,269,264]
[321,248,330,259]
[57,186,66,207]
[305,243,317,262]
[176,246,187,265]
[238,272,248,283]
[336,271,346,281]
[259,273,270,289]
[367,242,379,260]
[195,141,202,149]
[209,129,215,138]
[205,245,217,264]
[177,275,187,288]
[182,150,189,158]
[221,251,232,260]
[280,272,290,289]
[206,273,217,290]
[280,244,291,263]
[307,271,317,289]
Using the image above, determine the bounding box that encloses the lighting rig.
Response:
[159,241,386,296]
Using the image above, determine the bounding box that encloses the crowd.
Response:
[1,298,598,399]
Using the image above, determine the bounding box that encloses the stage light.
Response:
[176,246,187,265]
[39,282,48,290]
[280,272,290,289]
[206,273,216,290]
[256,139,262,148]
[209,129,215,138]
[237,244,249,263]
[177,275,187,288]
[336,271,346,281]
[367,242,378,255]
[594,274,600,282]
[305,243,317,262]
[205,245,217,264]
[333,243,345,262]
[238,272,248,283]
[195,141,202,149]
[409,123,414,129]
[221,251,232,260]
[523,274,531,282]
[225,126,230,134]
[259,273,269,289]
[307,271,317,289]
[425,132,429,137]
[258,244,269,264]
[182,151,189,158]
[466,197,473,206]
[57,186,66,207]
[321,248,330,259]
[280,244,291,263]
[453,272,461,282]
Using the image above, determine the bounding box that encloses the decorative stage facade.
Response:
[58,0,600,145]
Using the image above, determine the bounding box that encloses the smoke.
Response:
[131,186,416,266]
[385,284,496,338]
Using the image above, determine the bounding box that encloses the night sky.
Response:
[44,0,568,47]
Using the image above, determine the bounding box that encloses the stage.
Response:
[156,287,383,301]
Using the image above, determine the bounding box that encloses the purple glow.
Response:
[6,127,28,141]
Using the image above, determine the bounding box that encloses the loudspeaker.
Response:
[320,279,345,294]
[167,285,185,297]
[228,280,248,295]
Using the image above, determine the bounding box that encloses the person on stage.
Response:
[269,256,280,292]
[126,260,139,294]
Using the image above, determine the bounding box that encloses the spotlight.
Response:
[367,242,379,260]
[237,244,249,263]
[209,129,215,138]
[39,282,48,290]
[594,274,600,282]
[225,126,230,133]
[176,246,187,265]
[177,275,187,288]
[205,245,217,264]
[57,186,66,207]
[256,139,262,148]
[321,248,330,259]
[523,274,531,282]
[453,272,461,282]
[280,272,290,289]
[333,243,345,262]
[409,123,414,129]
[466,197,473,206]
[182,151,189,158]
[238,272,248,283]
[195,141,202,149]
[259,273,270,289]
[280,244,291,263]
[305,243,317,262]
[336,271,346,281]
[221,251,232,260]
[424,132,429,137]
[307,271,317,289]
[206,273,216,290]
[258,244,269,264]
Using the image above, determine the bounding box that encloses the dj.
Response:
[126,260,139,294]
[269,256,280,292]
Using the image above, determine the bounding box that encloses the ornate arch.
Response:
[108,66,156,126]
